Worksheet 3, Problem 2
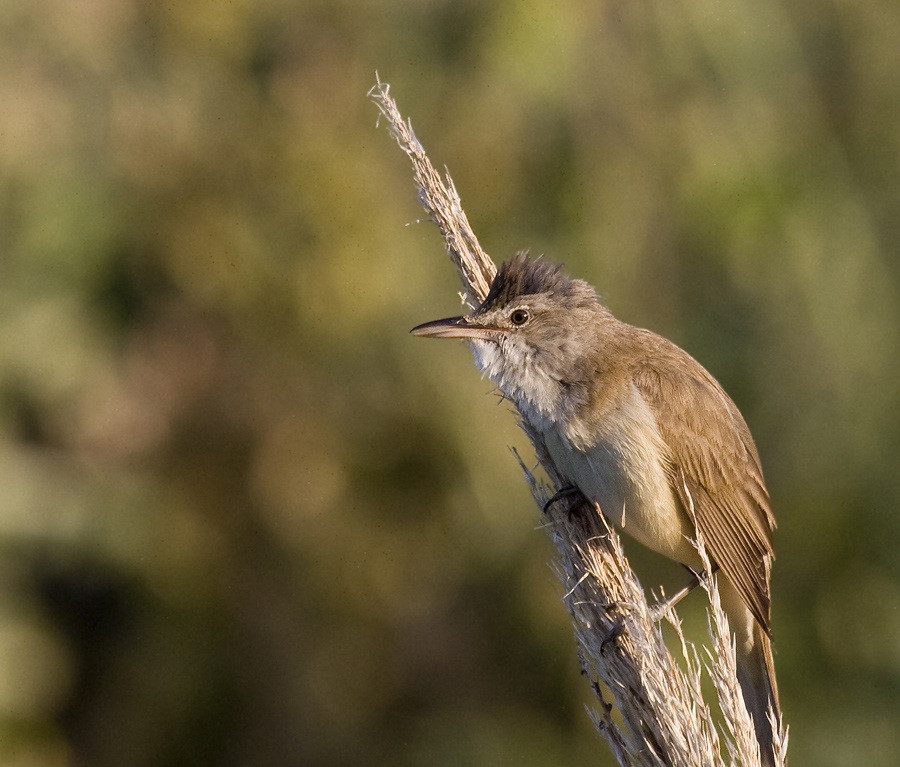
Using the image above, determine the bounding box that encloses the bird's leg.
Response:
[543,485,583,515]
[649,564,721,622]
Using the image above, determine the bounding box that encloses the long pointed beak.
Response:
[410,315,501,341]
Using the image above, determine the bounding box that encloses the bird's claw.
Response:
[543,485,583,515]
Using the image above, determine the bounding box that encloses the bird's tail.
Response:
[735,622,781,767]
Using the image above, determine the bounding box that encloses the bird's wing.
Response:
[631,347,775,632]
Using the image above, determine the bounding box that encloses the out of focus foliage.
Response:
[1,1,899,766]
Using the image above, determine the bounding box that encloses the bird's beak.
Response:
[410,315,501,341]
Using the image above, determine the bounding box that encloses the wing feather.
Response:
[631,339,775,632]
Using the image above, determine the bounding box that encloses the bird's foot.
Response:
[543,485,583,515]
[599,618,625,650]
[650,565,719,623]
[649,565,719,622]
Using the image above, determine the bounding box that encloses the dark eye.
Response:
[509,308,530,326]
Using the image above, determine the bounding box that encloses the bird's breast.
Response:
[541,383,699,567]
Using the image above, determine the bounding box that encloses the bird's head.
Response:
[411,253,610,421]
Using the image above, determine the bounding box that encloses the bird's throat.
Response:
[468,337,572,430]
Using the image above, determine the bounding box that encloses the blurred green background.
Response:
[2,1,899,765]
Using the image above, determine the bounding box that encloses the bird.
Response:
[411,252,780,765]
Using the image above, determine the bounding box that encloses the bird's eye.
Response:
[509,308,530,326]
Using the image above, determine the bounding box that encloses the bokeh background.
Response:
[2,1,899,765]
